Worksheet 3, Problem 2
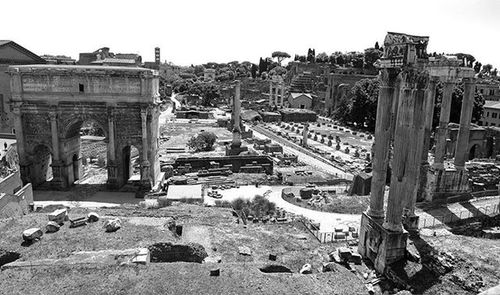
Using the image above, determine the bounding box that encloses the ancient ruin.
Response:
[8,65,162,190]
[359,32,477,273]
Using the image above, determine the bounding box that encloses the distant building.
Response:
[0,40,46,133]
[78,47,141,67]
[41,54,76,65]
[476,79,500,101]
[287,93,313,109]
[480,100,500,127]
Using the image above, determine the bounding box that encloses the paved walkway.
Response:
[251,126,353,180]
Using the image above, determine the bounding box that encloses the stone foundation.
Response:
[358,213,408,273]
[426,167,470,202]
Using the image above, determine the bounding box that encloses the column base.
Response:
[225,145,248,156]
[402,214,420,235]
[358,213,409,273]
[367,208,385,221]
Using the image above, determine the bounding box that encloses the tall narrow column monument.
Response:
[226,80,248,155]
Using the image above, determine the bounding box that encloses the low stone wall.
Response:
[0,183,33,219]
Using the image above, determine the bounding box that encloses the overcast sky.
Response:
[2,0,499,68]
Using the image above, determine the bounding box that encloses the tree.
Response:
[350,78,379,131]
[474,61,482,73]
[316,52,329,63]
[374,42,380,50]
[482,64,493,76]
[187,131,217,152]
[492,68,498,77]
[271,51,291,65]
[250,64,258,78]
[364,48,382,69]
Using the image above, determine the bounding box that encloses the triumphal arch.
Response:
[8,65,161,190]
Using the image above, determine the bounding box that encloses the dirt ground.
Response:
[0,204,369,295]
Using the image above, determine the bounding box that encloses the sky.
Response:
[2,0,499,68]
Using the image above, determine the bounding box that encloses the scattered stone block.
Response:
[70,217,87,228]
[352,232,359,238]
[87,212,100,223]
[322,262,339,272]
[299,263,312,274]
[130,248,150,265]
[204,256,222,263]
[350,253,362,265]
[338,247,352,261]
[45,221,60,233]
[268,254,277,261]
[48,208,68,224]
[210,268,220,276]
[22,228,43,242]
[104,218,121,232]
[238,246,252,256]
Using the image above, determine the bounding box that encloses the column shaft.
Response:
[107,109,115,162]
[367,69,398,219]
[416,79,437,202]
[269,82,273,106]
[141,108,149,164]
[434,81,454,169]
[404,80,428,213]
[384,76,414,232]
[454,78,475,168]
[49,113,59,161]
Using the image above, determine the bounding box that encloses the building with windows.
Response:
[480,100,500,127]
[476,80,500,101]
[0,40,46,133]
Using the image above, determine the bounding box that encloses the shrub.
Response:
[187,131,217,152]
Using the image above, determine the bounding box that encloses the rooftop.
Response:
[8,64,157,75]
[484,100,500,109]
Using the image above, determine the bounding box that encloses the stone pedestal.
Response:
[402,213,420,234]
[427,166,470,202]
[106,163,119,189]
[358,213,408,273]
[225,145,248,156]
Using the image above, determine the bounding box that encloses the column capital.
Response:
[399,69,429,89]
[379,68,400,87]
[48,112,57,121]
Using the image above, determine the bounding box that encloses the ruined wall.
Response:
[0,183,33,219]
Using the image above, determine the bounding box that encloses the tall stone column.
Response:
[12,104,31,184]
[269,82,273,107]
[140,107,151,188]
[416,78,438,201]
[367,69,399,219]
[302,123,309,147]
[403,74,429,217]
[49,111,60,161]
[232,80,242,148]
[107,106,118,188]
[454,78,476,169]
[384,70,426,232]
[280,84,284,107]
[433,81,455,169]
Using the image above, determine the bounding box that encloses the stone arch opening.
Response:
[469,144,480,160]
[122,145,141,185]
[63,118,108,186]
[31,144,53,186]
